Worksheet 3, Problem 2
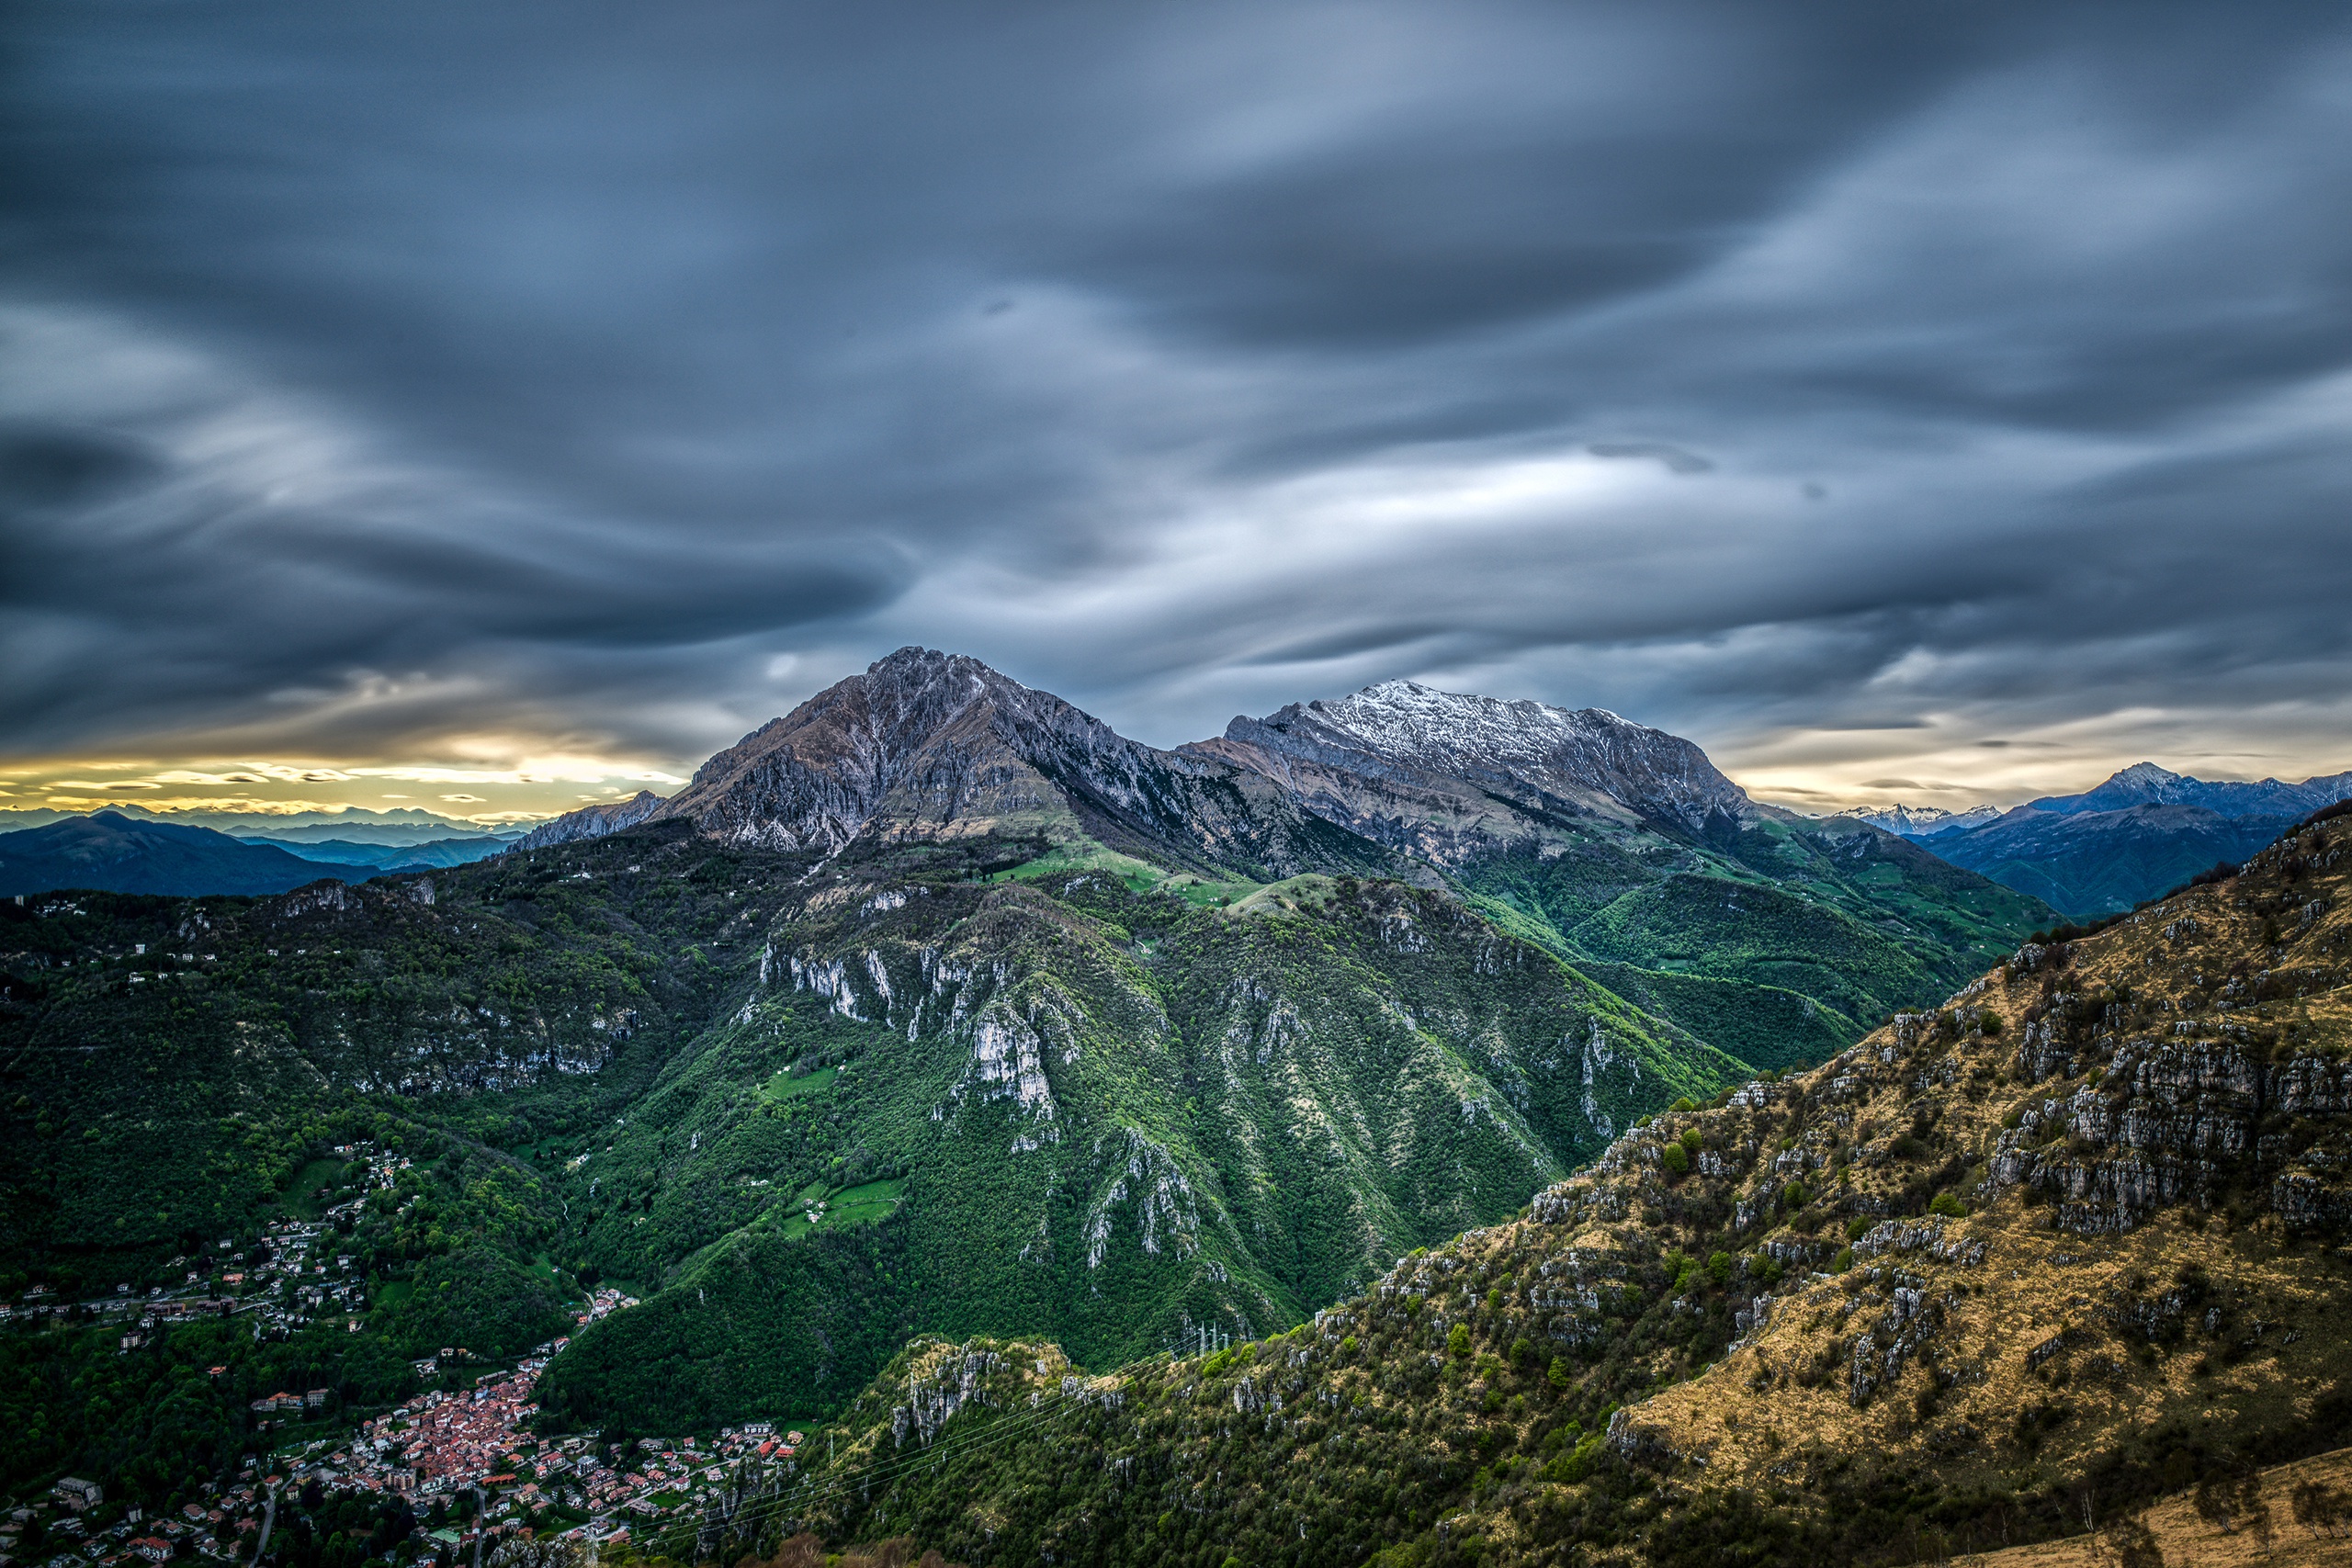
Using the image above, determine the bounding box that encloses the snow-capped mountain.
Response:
[1836,803,2002,840]
[1182,678,1762,868]
[1220,679,1755,831]
[1875,762,2352,917]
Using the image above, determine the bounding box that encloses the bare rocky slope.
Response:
[537,648,1390,881]
[741,802,2352,1568]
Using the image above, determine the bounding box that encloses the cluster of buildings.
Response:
[573,1287,639,1326]
[2,1354,816,1567]
[2,1138,830,1560]
[6,1472,262,1568]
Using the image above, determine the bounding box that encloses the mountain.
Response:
[0,812,397,897]
[1192,676,2055,1054]
[1840,765,2352,919]
[1837,803,2002,839]
[514,790,667,850]
[536,648,1390,881]
[233,818,522,847]
[246,834,514,870]
[520,656,2053,1063]
[1924,800,2291,919]
[752,802,2352,1568]
[2032,760,2352,818]
[0,650,2054,1511]
[0,804,511,843]
[1193,678,1755,841]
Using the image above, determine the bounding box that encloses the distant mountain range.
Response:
[0,803,514,845]
[1842,761,2352,916]
[233,834,513,870]
[0,812,511,897]
[1838,802,2002,838]
[2032,759,2352,818]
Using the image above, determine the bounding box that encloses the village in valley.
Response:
[1,1141,805,1568]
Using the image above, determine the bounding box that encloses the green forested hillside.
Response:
[531,851,1746,1434]
[0,701,2049,1511]
[729,811,2352,1568]
[0,816,1747,1492]
[1452,810,2052,1061]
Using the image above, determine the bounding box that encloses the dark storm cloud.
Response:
[3,0,2350,793]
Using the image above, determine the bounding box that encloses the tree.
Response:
[2293,1479,2346,1540]
[1447,1324,1471,1359]
[2100,1517,2164,1568]
[2194,1470,2273,1551]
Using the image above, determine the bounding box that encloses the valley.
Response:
[0,652,2068,1559]
[736,796,2352,1568]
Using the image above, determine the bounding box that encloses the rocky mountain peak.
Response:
[2109,760,2187,789]
[1226,677,1750,831]
[514,649,1381,879]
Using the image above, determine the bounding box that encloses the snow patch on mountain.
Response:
[1836,803,2002,840]
[1225,678,1753,831]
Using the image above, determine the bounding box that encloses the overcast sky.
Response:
[5,1,2350,822]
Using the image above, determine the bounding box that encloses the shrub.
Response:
[1706,1251,1732,1288]
[1845,1215,1871,1242]
[1448,1323,1472,1359]
[1830,1247,1854,1274]
[1928,1192,1967,1219]
[1660,1143,1690,1178]
[1979,1012,2004,1038]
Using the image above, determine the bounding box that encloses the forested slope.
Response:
[744,804,2352,1568]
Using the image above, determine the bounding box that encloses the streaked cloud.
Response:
[3,0,2348,817]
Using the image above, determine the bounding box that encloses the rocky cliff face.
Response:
[514,789,666,851]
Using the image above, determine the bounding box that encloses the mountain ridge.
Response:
[737,802,2352,1568]
[514,650,2054,1048]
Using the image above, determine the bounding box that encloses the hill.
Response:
[0,812,398,897]
[740,801,2352,1568]
[0,818,1738,1476]
[237,834,513,870]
